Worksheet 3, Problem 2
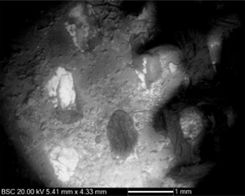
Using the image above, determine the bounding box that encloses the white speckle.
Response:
[65,23,76,37]
[65,23,81,50]
[65,4,89,51]
[135,70,147,89]
[168,62,177,74]
[208,41,221,65]
[209,40,220,48]
[46,67,76,109]
[58,73,76,109]
[207,33,222,65]
[180,110,202,140]
[49,146,79,183]
[142,57,148,74]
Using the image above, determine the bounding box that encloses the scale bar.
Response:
[128,190,174,193]
[128,189,174,195]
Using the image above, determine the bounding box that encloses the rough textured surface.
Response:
[54,109,83,125]
[0,1,179,187]
[107,110,138,160]
[180,108,203,140]
[46,67,76,109]
[0,0,242,190]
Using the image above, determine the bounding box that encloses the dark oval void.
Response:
[106,109,138,159]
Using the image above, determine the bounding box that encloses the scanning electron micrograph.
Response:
[0,1,244,195]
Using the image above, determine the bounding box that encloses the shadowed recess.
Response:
[106,109,138,159]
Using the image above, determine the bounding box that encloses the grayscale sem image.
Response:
[0,0,244,195]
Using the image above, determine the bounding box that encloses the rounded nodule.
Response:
[106,110,138,160]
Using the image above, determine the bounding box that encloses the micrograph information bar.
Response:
[0,188,196,196]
